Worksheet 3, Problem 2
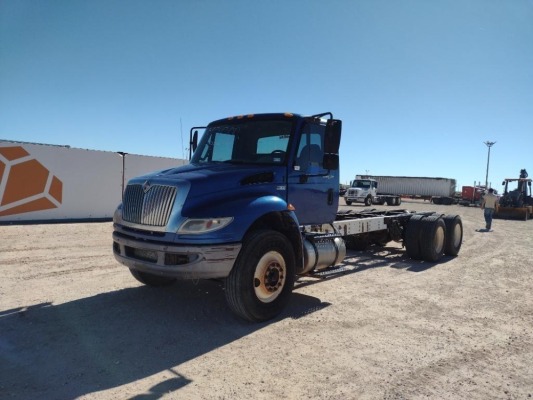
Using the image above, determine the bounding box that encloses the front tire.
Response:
[364,196,372,206]
[225,230,296,322]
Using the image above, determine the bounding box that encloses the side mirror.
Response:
[189,127,204,160]
[192,131,198,152]
[502,181,505,185]
[324,119,342,154]
[323,154,339,170]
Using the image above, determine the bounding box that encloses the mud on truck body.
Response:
[113,112,463,322]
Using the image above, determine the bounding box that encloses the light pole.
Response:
[117,152,128,197]
[484,141,496,189]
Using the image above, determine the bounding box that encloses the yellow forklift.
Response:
[494,169,533,220]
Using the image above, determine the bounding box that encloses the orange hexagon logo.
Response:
[0,146,63,217]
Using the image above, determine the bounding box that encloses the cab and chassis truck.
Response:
[112,112,463,322]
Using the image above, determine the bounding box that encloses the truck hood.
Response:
[131,162,282,201]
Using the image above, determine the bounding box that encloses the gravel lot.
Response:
[1,200,532,400]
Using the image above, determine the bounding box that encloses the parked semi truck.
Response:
[112,112,463,322]
[344,177,402,206]
[345,175,457,206]
[458,184,487,207]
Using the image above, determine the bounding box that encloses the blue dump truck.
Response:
[112,112,463,322]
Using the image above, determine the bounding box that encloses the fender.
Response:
[176,194,300,244]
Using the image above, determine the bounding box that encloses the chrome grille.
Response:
[122,184,177,226]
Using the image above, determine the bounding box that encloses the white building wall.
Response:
[0,141,186,222]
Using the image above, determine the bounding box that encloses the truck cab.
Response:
[113,112,343,321]
[344,178,377,206]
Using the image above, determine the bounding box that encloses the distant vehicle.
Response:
[459,185,486,207]
[339,184,348,196]
[344,177,400,206]
[494,169,533,220]
[344,175,457,206]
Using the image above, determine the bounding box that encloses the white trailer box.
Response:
[358,175,456,198]
[0,141,185,222]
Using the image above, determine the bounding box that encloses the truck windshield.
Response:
[353,180,371,189]
[191,119,293,165]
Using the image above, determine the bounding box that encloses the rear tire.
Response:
[443,215,463,256]
[419,215,446,262]
[404,214,426,260]
[225,230,296,322]
[129,269,176,287]
[345,200,352,205]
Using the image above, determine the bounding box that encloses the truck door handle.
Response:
[327,188,334,205]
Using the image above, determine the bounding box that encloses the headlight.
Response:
[177,217,233,234]
[113,203,123,223]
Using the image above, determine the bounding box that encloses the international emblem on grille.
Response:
[142,180,151,193]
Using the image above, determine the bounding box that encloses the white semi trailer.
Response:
[344,175,457,206]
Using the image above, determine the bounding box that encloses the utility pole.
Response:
[484,141,496,189]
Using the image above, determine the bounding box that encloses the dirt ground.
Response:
[1,199,532,400]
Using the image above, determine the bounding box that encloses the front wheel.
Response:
[364,196,372,206]
[345,200,352,205]
[225,230,296,322]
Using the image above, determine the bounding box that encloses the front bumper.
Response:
[112,231,241,280]
[344,195,365,203]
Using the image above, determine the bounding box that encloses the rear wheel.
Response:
[404,214,426,260]
[129,269,176,286]
[419,215,446,262]
[225,230,296,322]
[443,215,463,256]
[345,200,352,205]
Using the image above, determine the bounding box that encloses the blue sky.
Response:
[1,0,532,190]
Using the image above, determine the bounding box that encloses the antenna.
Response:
[180,118,185,160]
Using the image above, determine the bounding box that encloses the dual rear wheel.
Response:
[404,214,463,262]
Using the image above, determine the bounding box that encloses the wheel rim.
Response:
[254,251,286,303]
[433,225,445,254]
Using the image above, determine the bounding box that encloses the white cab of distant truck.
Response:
[344,178,401,206]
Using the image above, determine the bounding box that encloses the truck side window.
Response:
[295,124,324,171]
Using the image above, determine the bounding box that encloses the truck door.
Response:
[287,121,339,225]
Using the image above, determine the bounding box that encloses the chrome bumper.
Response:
[112,231,241,280]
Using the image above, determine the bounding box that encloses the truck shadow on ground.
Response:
[350,245,456,272]
[296,245,456,289]
[0,282,329,400]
